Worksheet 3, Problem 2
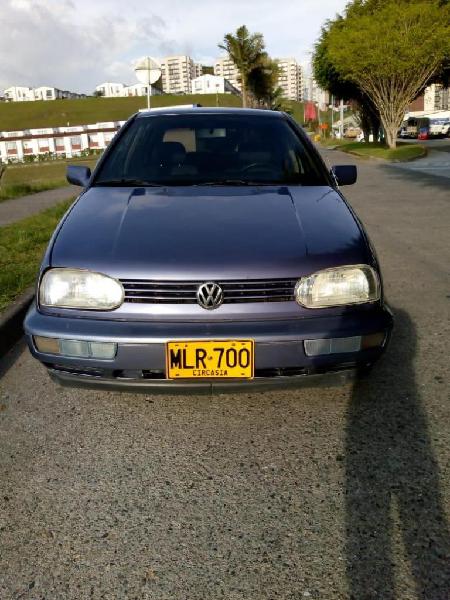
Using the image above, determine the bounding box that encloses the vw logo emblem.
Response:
[196,282,224,310]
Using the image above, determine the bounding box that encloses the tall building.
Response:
[303,75,329,108]
[276,58,303,101]
[194,63,203,78]
[424,84,449,112]
[214,58,241,91]
[409,84,449,113]
[159,55,196,94]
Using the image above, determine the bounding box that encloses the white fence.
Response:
[0,121,126,164]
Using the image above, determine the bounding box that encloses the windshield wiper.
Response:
[94,179,161,187]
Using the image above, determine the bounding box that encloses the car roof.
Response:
[136,106,285,119]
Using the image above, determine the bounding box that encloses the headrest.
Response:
[156,141,186,164]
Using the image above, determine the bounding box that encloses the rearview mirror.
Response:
[331,165,357,186]
[66,165,91,187]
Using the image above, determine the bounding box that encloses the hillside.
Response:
[0,95,330,134]
[0,94,243,131]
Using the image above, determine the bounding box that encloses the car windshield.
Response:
[93,113,329,187]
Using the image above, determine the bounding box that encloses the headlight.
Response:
[295,265,380,308]
[39,268,124,310]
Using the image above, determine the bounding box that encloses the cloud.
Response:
[0,0,170,92]
[0,0,348,93]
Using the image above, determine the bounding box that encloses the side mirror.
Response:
[66,165,91,187]
[331,165,357,186]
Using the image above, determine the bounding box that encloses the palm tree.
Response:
[247,57,289,110]
[219,25,266,108]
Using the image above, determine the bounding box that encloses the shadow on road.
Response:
[382,162,450,190]
[0,338,26,381]
[345,308,450,599]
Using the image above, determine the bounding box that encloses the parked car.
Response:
[419,116,450,138]
[343,127,361,139]
[405,117,419,138]
[24,107,393,392]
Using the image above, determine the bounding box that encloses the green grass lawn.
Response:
[324,140,426,161]
[319,137,356,148]
[0,199,73,313]
[0,156,98,202]
[0,94,320,132]
[0,94,244,131]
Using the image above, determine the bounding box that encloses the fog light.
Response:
[34,336,60,354]
[88,341,117,359]
[33,336,116,359]
[304,332,386,357]
[59,339,90,357]
[304,336,362,356]
[331,336,362,353]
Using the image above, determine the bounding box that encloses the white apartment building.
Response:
[95,82,126,98]
[214,58,241,91]
[33,87,59,101]
[424,83,449,112]
[191,74,240,95]
[194,63,203,78]
[276,58,303,101]
[159,55,196,94]
[3,85,85,102]
[3,86,33,101]
[95,82,162,98]
[0,121,126,163]
[122,83,162,97]
[32,87,85,101]
[303,75,330,109]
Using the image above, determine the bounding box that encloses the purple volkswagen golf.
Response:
[24,107,392,392]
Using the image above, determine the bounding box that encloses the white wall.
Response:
[0,121,126,163]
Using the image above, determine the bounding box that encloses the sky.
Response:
[0,0,349,94]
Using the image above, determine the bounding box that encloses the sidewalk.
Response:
[0,185,78,227]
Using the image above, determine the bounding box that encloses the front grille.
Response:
[120,279,297,304]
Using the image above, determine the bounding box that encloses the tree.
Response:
[266,85,292,113]
[219,25,266,108]
[325,0,450,148]
[247,57,289,110]
[313,19,382,141]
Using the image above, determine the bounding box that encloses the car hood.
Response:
[50,185,371,280]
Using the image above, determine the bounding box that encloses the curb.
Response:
[333,145,428,163]
[0,288,34,359]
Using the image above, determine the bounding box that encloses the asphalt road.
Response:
[1,150,449,599]
[392,137,450,179]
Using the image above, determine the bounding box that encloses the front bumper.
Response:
[24,302,393,393]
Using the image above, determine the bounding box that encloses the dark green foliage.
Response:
[313,0,450,147]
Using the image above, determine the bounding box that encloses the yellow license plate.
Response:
[166,340,254,379]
